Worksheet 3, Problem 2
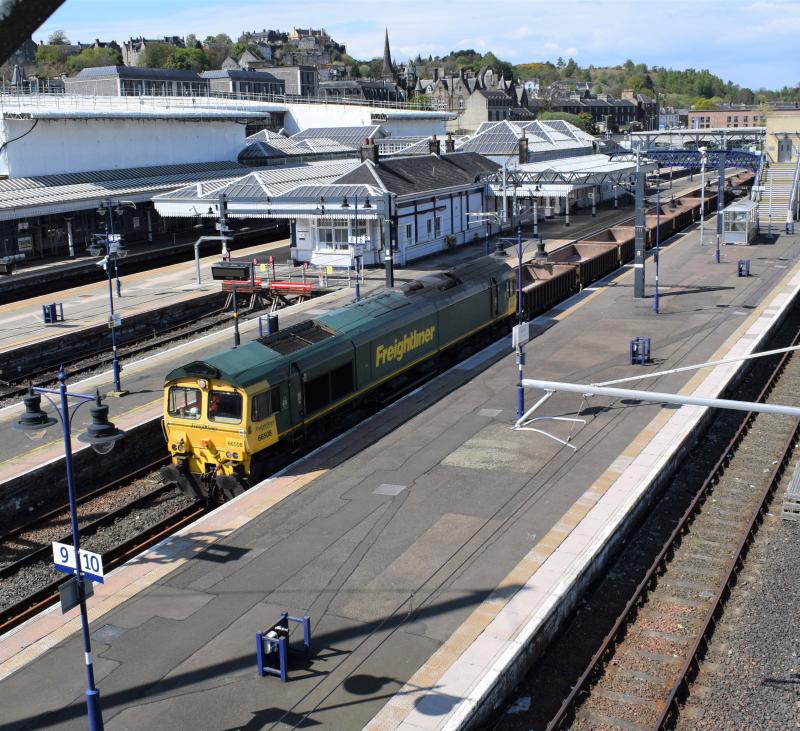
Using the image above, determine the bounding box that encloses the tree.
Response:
[35,44,68,75]
[691,97,717,110]
[164,47,209,72]
[47,30,69,45]
[577,112,597,133]
[140,43,174,68]
[230,41,257,60]
[66,47,122,74]
[563,57,577,78]
[556,56,565,68]
[409,93,432,110]
[185,33,197,48]
[538,110,592,131]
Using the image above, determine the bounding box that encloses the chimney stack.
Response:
[359,137,379,164]
[445,132,455,153]
[429,134,441,156]
[518,132,529,164]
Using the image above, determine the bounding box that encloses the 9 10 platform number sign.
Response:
[52,542,105,584]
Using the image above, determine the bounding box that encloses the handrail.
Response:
[751,151,765,202]
[787,147,800,232]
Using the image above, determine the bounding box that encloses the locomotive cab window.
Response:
[207,390,242,424]
[251,387,281,422]
[168,386,202,420]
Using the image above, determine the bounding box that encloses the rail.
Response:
[787,148,800,233]
[0,89,436,114]
[545,327,800,731]
[751,151,765,203]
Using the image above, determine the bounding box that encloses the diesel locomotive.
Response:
[160,254,517,501]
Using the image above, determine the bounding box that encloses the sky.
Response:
[34,0,800,90]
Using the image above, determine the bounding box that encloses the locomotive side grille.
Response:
[258,320,337,355]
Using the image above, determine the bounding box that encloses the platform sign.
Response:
[52,541,105,583]
[59,576,94,613]
[108,313,122,329]
[513,322,530,348]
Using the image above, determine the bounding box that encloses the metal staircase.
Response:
[754,157,800,234]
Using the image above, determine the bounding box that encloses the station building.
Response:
[0,95,451,261]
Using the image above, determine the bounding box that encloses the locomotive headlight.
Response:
[198,379,208,389]
[225,451,240,460]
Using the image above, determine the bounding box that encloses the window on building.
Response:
[317,219,349,250]
[434,217,442,237]
[405,222,414,245]
[458,97,464,110]
[251,387,281,421]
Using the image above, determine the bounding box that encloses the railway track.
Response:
[0,306,233,403]
[0,460,203,636]
[540,331,800,731]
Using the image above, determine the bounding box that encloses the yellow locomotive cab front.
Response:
[161,378,250,501]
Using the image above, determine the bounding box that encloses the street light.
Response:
[653,167,661,314]
[15,368,125,731]
[466,211,505,255]
[497,226,537,420]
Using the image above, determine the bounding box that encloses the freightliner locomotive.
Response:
[161,255,516,501]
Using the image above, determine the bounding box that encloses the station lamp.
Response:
[16,387,125,454]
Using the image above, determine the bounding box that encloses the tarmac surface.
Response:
[0,211,796,730]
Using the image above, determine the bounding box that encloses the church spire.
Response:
[381,27,394,80]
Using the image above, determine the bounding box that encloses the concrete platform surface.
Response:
[0,215,796,730]
[0,202,639,486]
[0,239,290,355]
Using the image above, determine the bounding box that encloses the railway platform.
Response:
[0,208,797,730]
[0,202,634,359]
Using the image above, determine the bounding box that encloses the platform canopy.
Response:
[0,160,249,221]
[486,153,655,199]
[152,159,363,219]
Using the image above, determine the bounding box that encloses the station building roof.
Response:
[458,119,595,159]
[0,160,249,221]
[152,159,363,218]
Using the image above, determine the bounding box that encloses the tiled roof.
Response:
[334,152,499,197]
[291,125,384,148]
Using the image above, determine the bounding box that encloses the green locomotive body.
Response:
[161,255,516,501]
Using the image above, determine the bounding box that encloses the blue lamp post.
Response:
[498,226,526,419]
[653,169,661,314]
[96,202,131,396]
[15,368,125,731]
[342,194,372,299]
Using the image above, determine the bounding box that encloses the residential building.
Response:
[122,36,184,67]
[687,104,782,129]
[551,90,638,130]
[620,89,659,130]
[9,37,37,66]
[319,79,405,103]
[262,65,318,96]
[764,111,800,163]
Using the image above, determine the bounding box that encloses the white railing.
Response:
[0,90,440,117]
